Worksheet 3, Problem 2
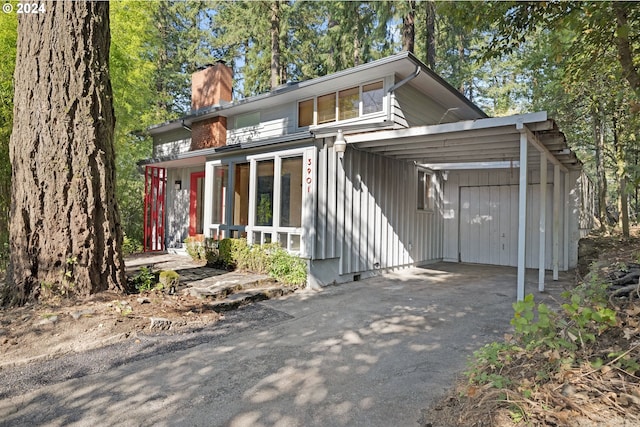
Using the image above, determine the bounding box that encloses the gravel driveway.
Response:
[0,263,571,427]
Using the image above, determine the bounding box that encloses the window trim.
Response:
[297,79,386,129]
[417,167,434,212]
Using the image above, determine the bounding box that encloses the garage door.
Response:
[459,185,554,269]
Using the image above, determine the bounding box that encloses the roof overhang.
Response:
[345,112,581,171]
[148,51,486,136]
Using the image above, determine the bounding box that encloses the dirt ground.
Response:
[0,264,224,369]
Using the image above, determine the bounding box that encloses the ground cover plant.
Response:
[423,232,640,426]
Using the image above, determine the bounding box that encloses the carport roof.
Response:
[344,111,581,171]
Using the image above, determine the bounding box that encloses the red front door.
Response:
[189,171,206,236]
[143,166,166,251]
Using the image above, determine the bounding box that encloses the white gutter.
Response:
[387,66,421,93]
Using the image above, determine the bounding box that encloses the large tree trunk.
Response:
[4,1,126,306]
[613,3,640,100]
[424,0,436,68]
[402,0,416,53]
[270,0,281,90]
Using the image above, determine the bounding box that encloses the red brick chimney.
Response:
[190,62,232,150]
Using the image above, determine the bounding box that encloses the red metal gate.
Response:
[143,166,166,252]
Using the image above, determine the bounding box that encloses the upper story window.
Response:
[235,112,260,129]
[363,81,384,114]
[297,80,384,128]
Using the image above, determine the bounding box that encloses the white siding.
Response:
[443,168,588,270]
[392,84,456,127]
[315,140,444,275]
[459,184,556,269]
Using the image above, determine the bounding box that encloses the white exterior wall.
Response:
[443,168,589,270]
[312,139,444,284]
[392,84,455,127]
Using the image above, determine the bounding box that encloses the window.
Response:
[338,86,359,120]
[363,81,384,114]
[317,93,336,124]
[235,112,260,129]
[298,99,313,127]
[233,163,250,225]
[280,157,303,227]
[417,170,432,210]
[211,165,228,224]
[255,160,275,226]
[298,80,384,127]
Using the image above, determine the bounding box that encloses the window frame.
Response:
[297,79,385,129]
[417,168,433,212]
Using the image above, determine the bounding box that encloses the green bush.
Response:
[158,270,179,290]
[185,235,206,261]
[132,266,156,292]
[205,238,307,286]
[122,234,143,256]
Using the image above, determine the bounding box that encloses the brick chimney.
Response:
[190,61,232,150]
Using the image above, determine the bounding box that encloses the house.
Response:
[142,51,592,299]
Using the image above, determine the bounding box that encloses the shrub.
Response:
[158,270,179,290]
[132,266,156,292]
[205,238,307,286]
[122,234,143,256]
[185,235,206,261]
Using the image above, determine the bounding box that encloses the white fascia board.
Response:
[420,161,521,170]
[345,112,548,144]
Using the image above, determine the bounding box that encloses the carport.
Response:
[345,111,584,301]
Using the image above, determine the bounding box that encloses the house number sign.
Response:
[306,155,313,193]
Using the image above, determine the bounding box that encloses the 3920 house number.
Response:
[16,3,46,13]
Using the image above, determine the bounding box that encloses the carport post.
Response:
[538,153,547,292]
[553,164,560,280]
[517,128,528,301]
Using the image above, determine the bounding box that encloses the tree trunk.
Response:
[402,0,416,53]
[593,106,608,232]
[424,0,436,68]
[270,0,281,90]
[613,3,640,100]
[4,1,126,305]
[613,113,630,237]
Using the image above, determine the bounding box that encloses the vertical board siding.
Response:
[454,176,562,269]
[315,140,443,274]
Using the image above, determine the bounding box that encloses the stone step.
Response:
[209,287,296,312]
[185,276,278,300]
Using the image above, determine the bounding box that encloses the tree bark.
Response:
[592,105,608,232]
[402,0,416,53]
[613,3,640,100]
[425,0,436,68]
[270,0,281,90]
[4,1,126,305]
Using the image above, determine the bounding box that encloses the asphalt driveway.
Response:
[0,263,571,427]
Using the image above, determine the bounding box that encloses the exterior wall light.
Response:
[174,180,182,191]
[334,129,346,154]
